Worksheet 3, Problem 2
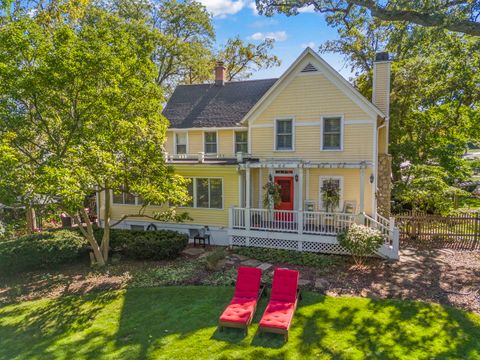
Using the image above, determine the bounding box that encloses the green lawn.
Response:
[1,287,479,360]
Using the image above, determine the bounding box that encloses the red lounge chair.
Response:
[218,267,264,335]
[258,268,300,341]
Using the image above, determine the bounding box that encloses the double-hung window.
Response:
[204,132,217,154]
[275,119,293,151]
[175,132,187,154]
[112,187,142,205]
[182,177,223,209]
[319,176,344,211]
[234,131,248,154]
[322,116,343,150]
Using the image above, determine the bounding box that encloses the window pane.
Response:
[324,134,341,149]
[276,120,293,150]
[112,193,124,204]
[186,179,194,207]
[235,143,248,153]
[277,119,292,134]
[125,193,136,204]
[137,196,144,205]
[205,132,216,143]
[205,143,217,154]
[176,144,187,154]
[210,179,222,208]
[196,178,209,208]
[277,134,292,150]
[176,133,187,144]
[235,131,247,142]
[324,117,341,132]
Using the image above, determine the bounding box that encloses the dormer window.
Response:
[235,131,248,154]
[175,132,187,154]
[204,131,217,154]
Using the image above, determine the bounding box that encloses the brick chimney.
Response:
[372,52,391,116]
[215,61,226,86]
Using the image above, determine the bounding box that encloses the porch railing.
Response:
[230,207,356,236]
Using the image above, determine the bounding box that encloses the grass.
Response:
[1,287,479,359]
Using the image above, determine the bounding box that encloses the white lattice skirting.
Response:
[231,235,350,255]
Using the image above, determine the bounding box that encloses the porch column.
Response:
[245,167,251,232]
[258,168,263,208]
[298,168,304,236]
[359,166,365,214]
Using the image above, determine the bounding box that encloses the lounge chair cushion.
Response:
[259,300,296,330]
[269,268,299,303]
[219,297,257,324]
[234,267,262,299]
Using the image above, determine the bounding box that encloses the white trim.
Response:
[233,129,248,155]
[320,115,344,152]
[274,117,295,152]
[111,190,143,206]
[296,121,320,127]
[203,130,219,155]
[241,48,385,126]
[344,119,374,125]
[318,176,344,211]
[250,124,274,129]
[173,131,189,155]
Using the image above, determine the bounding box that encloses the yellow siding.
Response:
[249,74,374,162]
[101,165,239,227]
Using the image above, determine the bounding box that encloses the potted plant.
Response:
[263,180,281,209]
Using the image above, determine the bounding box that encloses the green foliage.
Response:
[129,260,201,287]
[0,230,85,273]
[262,180,281,209]
[235,247,340,270]
[203,248,227,272]
[337,224,384,265]
[321,180,341,212]
[106,229,188,261]
[394,164,469,214]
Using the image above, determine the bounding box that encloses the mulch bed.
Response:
[1,245,479,314]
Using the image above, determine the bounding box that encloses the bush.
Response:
[337,224,384,265]
[203,249,226,271]
[104,229,188,261]
[0,230,86,274]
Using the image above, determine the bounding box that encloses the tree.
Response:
[255,0,480,36]
[217,37,281,81]
[0,1,189,265]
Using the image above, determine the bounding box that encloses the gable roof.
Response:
[241,48,385,124]
[163,79,277,129]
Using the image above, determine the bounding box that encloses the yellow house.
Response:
[101,48,398,259]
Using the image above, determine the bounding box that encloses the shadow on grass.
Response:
[0,287,479,359]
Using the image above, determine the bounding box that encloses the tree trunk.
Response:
[101,188,111,262]
[75,212,105,267]
[26,206,37,234]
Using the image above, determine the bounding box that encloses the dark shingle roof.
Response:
[162,78,277,128]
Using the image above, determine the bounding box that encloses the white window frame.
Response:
[180,177,224,210]
[274,117,295,152]
[320,115,344,151]
[318,176,344,212]
[233,130,248,154]
[203,131,218,155]
[173,131,188,155]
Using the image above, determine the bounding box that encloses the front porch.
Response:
[228,207,399,259]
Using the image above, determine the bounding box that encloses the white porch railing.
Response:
[229,207,400,259]
[231,207,356,236]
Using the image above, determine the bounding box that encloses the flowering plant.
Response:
[337,223,384,265]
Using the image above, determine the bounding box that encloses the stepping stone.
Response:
[232,254,249,261]
[257,263,273,271]
[225,259,235,265]
[241,259,261,267]
[182,248,205,257]
[314,279,330,292]
[298,279,311,287]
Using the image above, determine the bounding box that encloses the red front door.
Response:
[274,176,294,222]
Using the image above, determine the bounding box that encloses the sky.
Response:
[201,0,355,80]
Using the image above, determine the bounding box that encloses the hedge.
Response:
[94,228,189,261]
[0,230,86,274]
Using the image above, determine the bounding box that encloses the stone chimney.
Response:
[215,61,226,86]
[372,52,391,116]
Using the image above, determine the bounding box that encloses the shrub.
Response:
[337,224,384,265]
[203,249,226,271]
[0,230,86,274]
[105,229,188,261]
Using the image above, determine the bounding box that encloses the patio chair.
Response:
[258,268,300,342]
[218,267,264,335]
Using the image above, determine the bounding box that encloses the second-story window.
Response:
[235,131,248,154]
[322,117,343,150]
[175,132,187,154]
[275,119,293,151]
[204,132,217,154]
